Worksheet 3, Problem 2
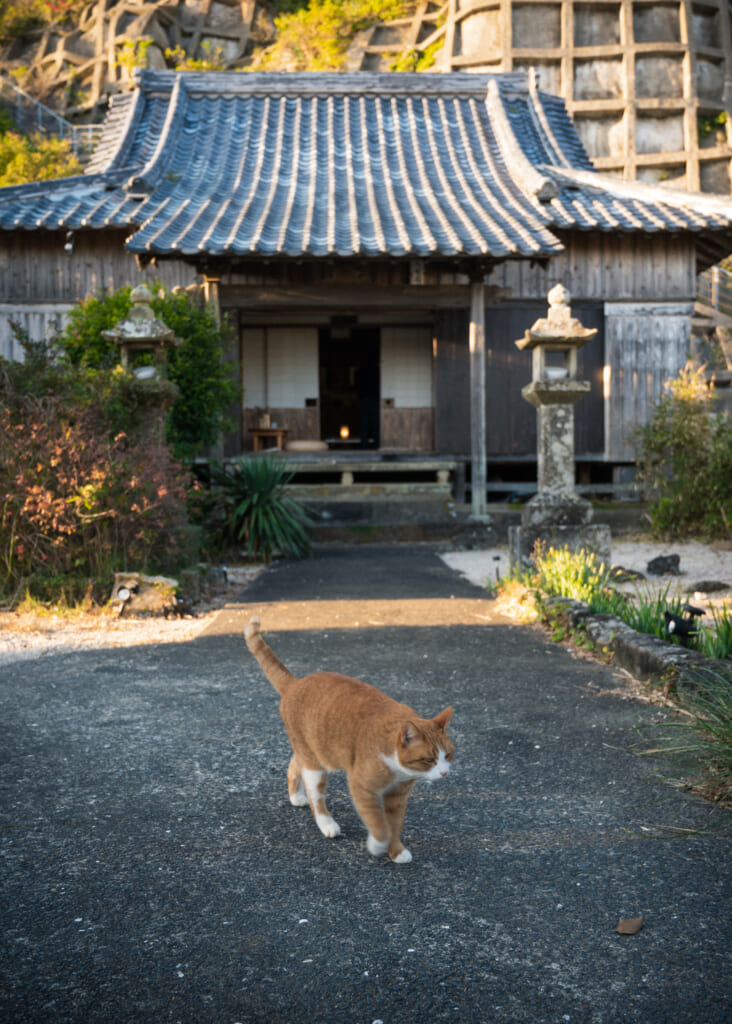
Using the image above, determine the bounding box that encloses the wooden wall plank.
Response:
[604,301,693,461]
[381,407,434,450]
[0,230,197,304]
[484,233,696,303]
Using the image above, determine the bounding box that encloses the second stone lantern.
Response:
[508,284,611,570]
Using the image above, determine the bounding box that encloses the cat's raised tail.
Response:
[244,616,296,695]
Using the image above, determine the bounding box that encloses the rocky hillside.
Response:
[0,1,419,119]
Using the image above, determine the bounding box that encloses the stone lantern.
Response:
[101,283,179,441]
[102,283,179,377]
[508,284,610,569]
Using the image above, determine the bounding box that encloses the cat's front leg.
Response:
[348,779,392,859]
[384,781,415,863]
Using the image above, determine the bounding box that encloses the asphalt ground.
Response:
[1,544,731,1024]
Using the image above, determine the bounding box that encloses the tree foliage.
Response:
[0,129,82,185]
[252,0,410,71]
[58,286,239,461]
[0,0,86,38]
[0,333,192,604]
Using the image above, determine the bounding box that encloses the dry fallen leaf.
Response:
[616,916,644,935]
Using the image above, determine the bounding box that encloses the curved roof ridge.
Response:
[84,91,141,176]
[485,79,558,203]
[126,76,189,194]
[526,70,576,171]
[133,68,530,97]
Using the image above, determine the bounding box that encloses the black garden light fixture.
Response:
[664,604,705,647]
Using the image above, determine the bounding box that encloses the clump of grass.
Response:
[531,543,611,604]
[502,544,732,658]
[697,603,732,660]
[528,543,629,618]
[620,582,687,640]
[661,666,732,813]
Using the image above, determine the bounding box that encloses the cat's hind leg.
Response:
[301,767,341,838]
[287,755,308,807]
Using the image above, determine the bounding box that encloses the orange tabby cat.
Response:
[244,616,454,863]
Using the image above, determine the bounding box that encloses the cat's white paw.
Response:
[392,848,412,864]
[316,814,341,838]
[289,791,308,807]
[366,835,389,857]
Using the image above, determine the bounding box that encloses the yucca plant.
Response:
[206,456,312,561]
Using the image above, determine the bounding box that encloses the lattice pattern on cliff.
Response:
[346,0,732,195]
[3,0,732,194]
[0,0,262,115]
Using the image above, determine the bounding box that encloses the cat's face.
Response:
[393,707,455,781]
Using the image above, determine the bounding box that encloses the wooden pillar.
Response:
[203,275,221,326]
[469,279,487,519]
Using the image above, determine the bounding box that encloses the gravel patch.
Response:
[442,539,732,605]
[0,565,265,667]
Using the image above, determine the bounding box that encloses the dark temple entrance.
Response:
[319,326,380,448]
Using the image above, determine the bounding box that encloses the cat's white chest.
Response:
[380,751,416,785]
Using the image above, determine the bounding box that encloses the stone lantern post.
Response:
[508,284,610,569]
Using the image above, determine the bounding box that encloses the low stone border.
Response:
[543,595,712,684]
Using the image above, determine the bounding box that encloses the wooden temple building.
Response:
[2,69,732,512]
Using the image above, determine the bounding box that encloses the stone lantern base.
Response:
[508,490,611,570]
[508,521,612,572]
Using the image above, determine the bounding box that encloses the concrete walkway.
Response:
[1,545,730,1024]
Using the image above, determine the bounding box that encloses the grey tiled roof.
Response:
[2,70,732,264]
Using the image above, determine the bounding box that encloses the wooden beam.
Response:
[218,282,507,311]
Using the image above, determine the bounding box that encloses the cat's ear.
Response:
[433,707,453,730]
[399,722,421,748]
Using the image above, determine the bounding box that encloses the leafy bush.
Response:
[58,286,238,461]
[0,0,46,37]
[165,42,229,71]
[0,130,82,185]
[0,334,192,605]
[197,457,312,561]
[0,0,86,37]
[635,364,732,539]
[252,0,410,71]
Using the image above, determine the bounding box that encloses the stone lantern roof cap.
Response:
[102,284,179,347]
[515,284,598,351]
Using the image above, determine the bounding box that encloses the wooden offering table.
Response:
[250,427,288,451]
